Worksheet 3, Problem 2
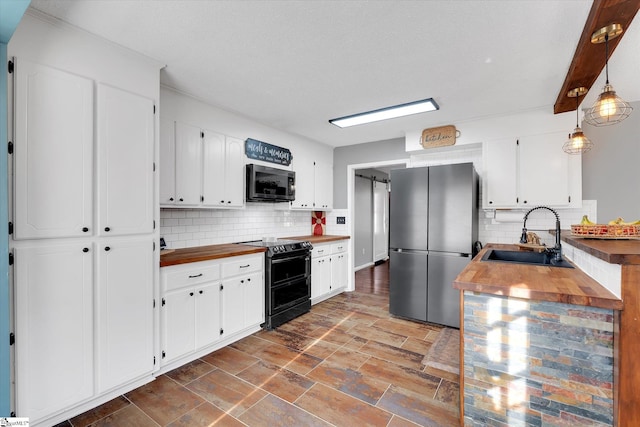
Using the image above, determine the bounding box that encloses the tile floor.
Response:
[56,261,460,426]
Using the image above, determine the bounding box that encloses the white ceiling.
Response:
[27,0,640,148]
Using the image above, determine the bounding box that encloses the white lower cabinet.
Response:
[160,254,264,369]
[14,237,154,422]
[15,243,94,422]
[311,240,348,303]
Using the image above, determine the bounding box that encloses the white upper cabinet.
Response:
[97,84,155,236]
[174,122,203,206]
[484,137,518,208]
[314,160,333,210]
[291,154,333,211]
[161,123,245,209]
[14,59,94,239]
[202,131,244,208]
[483,132,581,209]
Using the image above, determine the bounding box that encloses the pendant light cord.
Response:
[604,33,610,84]
[575,94,579,127]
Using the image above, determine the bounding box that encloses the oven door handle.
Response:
[271,254,310,265]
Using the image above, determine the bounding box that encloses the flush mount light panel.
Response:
[329,98,439,128]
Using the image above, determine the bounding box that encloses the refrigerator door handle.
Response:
[428,251,471,258]
[390,248,429,255]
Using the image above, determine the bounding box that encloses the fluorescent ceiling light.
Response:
[329,98,439,128]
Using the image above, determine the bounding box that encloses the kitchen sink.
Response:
[481,249,574,268]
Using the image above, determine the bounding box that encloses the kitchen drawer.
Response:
[222,254,263,278]
[332,241,347,254]
[162,261,220,292]
[312,244,331,259]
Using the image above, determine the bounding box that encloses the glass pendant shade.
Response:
[584,83,633,126]
[563,126,593,154]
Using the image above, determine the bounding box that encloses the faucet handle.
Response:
[519,228,528,244]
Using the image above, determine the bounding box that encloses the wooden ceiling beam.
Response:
[554,0,640,114]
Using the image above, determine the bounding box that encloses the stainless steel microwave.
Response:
[246,164,296,202]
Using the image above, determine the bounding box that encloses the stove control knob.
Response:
[272,246,279,253]
[279,245,285,252]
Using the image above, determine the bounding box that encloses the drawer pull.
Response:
[239,264,250,268]
[188,273,203,279]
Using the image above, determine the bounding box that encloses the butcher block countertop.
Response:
[160,244,266,267]
[559,232,640,265]
[285,235,350,244]
[454,243,623,310]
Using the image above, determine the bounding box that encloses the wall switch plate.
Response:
[336,216,346,224]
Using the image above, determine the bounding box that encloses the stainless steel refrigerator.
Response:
[389,163,478,328]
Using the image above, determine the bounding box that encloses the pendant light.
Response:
[563,87,593,155]
[584,23,633,126]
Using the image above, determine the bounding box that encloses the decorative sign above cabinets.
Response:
[421,125,458,149]
[245,138,292,166]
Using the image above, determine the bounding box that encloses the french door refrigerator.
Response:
[389,163,478,328]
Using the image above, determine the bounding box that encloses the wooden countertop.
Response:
[453,243,623,310]
[160,244,267,267]
[285,235,350,244]
[558,232,640,265]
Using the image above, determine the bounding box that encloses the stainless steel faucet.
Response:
[520,206,562,262]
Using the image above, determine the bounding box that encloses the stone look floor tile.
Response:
[200,346,260,375]
[61,262,461,426]
[295,383,393,427]
[125,375,204,425]
[237,360,315,402]
[186,369,267,417]
[89,404,159,427]
[68,396,130,427]
[239,394,331,427]
[306,360,391,405]
[166,402,245,427]
[165,359,215,385]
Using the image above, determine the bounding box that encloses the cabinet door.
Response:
[243,272,264,327]
[97,238,153,392]
[311,257,331,299]
[224,137,245,207]
[483,138,518,208]
[159,118,176,205]
[221,278,245,337]
[195,282,221,349]
[291,154,314,209]
[97,84,154,236]
[174,122,202,206]
[14,59,93,239]
[202,130,226,207]
[519,133,570,207]
[331,253,348,290]
[162,288,196,364]
[314,161,333,210]
[15,243,94,421]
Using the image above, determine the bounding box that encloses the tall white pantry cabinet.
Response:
[8,12,163,426]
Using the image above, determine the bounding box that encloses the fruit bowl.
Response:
[571,224,640,238]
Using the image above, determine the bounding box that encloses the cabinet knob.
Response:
[199,290,203,294]
[169,197,174,201]
[105,246,111,252]
[82,227,89,232]
[190,292,194,296]
[523,200,528,204]
[240,280,244,283]
[489,201,493,204]
[227,201,231,204]
[179,198,184,202]
[220,200,225,203]
[247,278,251,282]
[104,227,110,232]
[82,247,89,253]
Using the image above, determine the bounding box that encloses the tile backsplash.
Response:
[160,204,312,249]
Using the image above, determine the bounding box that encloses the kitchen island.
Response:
[454,243,622,427]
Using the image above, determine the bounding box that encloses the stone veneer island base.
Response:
[454,243,623,427]
[463,292,614,426]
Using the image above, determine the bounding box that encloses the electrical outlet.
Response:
[336,216,346,224]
